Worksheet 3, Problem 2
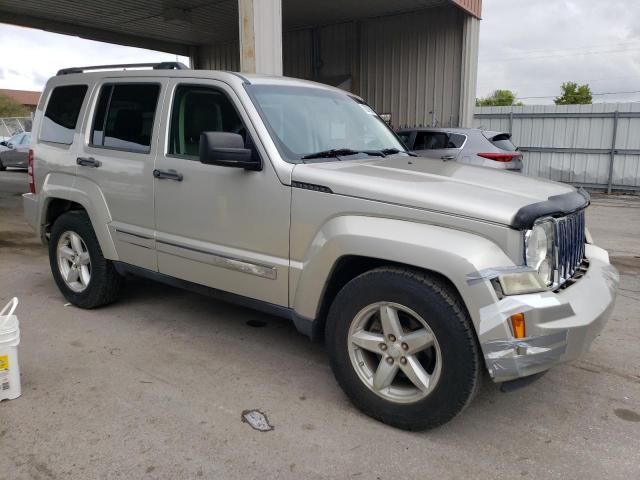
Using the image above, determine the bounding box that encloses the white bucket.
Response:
[0,297,21,401]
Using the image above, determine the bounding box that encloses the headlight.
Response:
[525,220,555,285]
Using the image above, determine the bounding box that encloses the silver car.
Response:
[398,127,523,172]
[0,132,31,170]
[23,64,617,431]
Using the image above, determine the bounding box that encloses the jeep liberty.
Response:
[23,63,619,430]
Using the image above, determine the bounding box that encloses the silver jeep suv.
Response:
[23,63,618,430]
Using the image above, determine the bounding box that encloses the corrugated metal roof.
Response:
[0,89,41,106]
[1,0,476,53]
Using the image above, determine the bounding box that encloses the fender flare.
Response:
[291,215,515,329]
[40,172,118,259]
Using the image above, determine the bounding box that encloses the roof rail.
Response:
[57,62,189,75]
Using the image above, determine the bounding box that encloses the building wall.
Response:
[195,6,466,128]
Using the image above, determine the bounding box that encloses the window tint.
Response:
[91,83,160,153]
[449,133,466,148]
[40,85,88,144]
[414,132,449,150]
[169,85,246,157]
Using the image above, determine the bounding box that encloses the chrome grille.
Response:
[553,209,586,287]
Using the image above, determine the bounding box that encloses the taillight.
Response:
[28,149,35,194]
[478,152,522,162]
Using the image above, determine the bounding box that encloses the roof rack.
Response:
[57,62,189,75]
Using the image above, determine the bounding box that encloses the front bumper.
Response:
[479,244,619,382]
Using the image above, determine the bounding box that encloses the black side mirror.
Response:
[0,141,6,147]
[199,132,261,171]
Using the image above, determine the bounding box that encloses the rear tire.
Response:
[49,211,124,308]
[326,267,481,430]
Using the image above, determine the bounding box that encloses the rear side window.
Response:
[448,133,466,148]
[91,83,160,153]
[40,85,88,145]
[489,133,517,152]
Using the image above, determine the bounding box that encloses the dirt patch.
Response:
[609,256,640,275]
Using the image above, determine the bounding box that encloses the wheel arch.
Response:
[40,173,118,259]
[291,215,514,335]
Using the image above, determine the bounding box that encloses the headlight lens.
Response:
[525,220,555,285]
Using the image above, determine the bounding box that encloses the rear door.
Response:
[78,78,166,270]
[413,131,464,161]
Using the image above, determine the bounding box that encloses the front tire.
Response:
[0,158,6,171]
[326,267,481,430]
[49,211,124,308]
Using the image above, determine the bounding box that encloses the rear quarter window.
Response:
[40,85,88,145]
[489,133,517,152]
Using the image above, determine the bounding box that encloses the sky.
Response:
[478,0,640,104]
[1,0,640,105]
[0,24,190,91]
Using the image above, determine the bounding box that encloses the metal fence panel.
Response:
[474,103,640,192]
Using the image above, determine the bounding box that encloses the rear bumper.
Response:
[22,193,42,240]
[479,244,618,382]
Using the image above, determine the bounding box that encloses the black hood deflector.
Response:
[512,188,590,229]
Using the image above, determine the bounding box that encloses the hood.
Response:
[291,156,587,228]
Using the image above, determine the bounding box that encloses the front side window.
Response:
[397,132,412,147]
[414,132,449,150]
[168,85,246,157]
[246,85,406,163]
[40,85,88,145]
[91,83,160,153]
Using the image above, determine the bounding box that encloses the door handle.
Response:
[153,169,183,181]
[76,156,101,168]
[440,155,456,161]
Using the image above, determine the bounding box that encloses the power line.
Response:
[517,90,640,100]
[481,40,640,59]
[481,46,640,63]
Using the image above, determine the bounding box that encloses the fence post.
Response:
[509,110,514,135]
[606,110,619,195]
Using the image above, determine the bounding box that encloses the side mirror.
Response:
[199,132,261,171]
[0,141,6,146]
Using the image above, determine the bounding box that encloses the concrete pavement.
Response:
[0,170,638,479]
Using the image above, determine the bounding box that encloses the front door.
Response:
[153,79,290,307]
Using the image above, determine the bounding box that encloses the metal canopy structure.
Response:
[1,0,482,127]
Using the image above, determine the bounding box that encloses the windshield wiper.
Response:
[301,148,387,160]
[382,148,417,157]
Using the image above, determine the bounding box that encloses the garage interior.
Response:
[0,0,481,128]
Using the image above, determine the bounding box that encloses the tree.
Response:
[554,82,592,105]
[476,89,523,107]
[0,93,28,117]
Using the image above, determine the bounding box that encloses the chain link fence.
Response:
[0,117,32,141]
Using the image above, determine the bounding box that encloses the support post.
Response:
[459,15,480,127]
[607,110,619,194]
[238,0,282,75]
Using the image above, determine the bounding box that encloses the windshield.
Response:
[246,84,406,163]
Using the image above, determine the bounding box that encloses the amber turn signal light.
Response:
[510,313,526,339]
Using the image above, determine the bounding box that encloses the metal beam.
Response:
[519,146,640,156]
[0,11,191,56]
[475,111,640,119]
